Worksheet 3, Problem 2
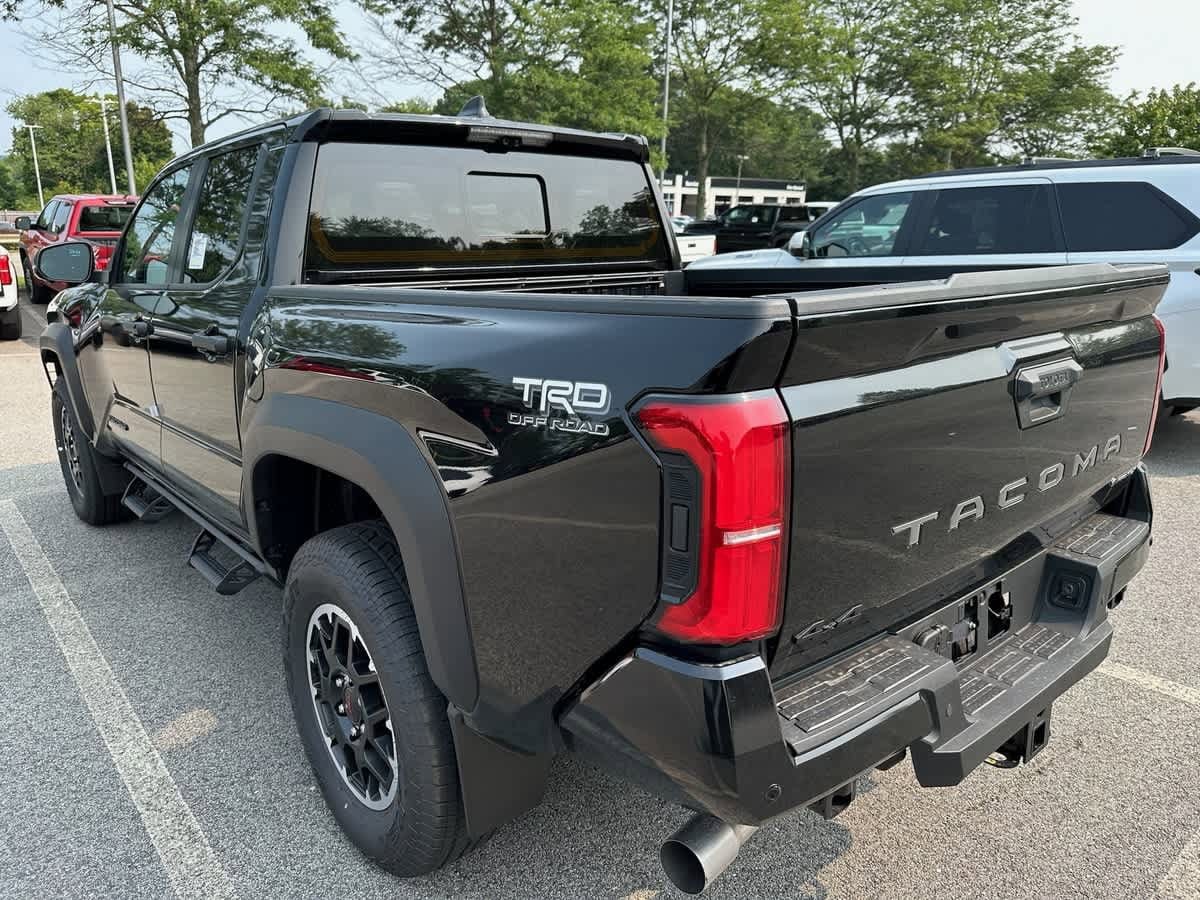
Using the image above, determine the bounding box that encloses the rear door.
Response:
[148,141,263,527]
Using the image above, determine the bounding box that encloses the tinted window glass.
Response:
[724,205,776,225]
[35,201,58,230]
[1059,181,1199,252]
[184,145,259,283]
[122,167,190,285]
[77,204,134,233]
[912,184,1057,255]
[305,143,669,277]
[51,202,72,234]
[810,192,913,257]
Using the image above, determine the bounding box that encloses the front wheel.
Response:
[22,254,51,304]
[51,380,123,525]
[283,520,475,876]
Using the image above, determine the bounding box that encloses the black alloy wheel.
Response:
[306,602,399,811]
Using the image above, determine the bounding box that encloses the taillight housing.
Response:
[0,255,11,286]
[634,391,790,645]
[1143,314,1167,456]
[92,243,114,271]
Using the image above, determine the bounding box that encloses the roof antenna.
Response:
[458,95,490,118]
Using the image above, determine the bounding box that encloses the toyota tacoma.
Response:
[35,105,1165,893]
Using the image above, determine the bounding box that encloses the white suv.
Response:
[692,151,1200,411]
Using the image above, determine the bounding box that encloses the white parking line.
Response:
[1156,830,1200,900]
[1098,660,1200,707]
[0,499,237,900]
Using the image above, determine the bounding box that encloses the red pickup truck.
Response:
[17,194,136,303]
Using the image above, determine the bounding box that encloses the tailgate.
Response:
[769,264,1166,678]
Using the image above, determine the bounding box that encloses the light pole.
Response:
[105,0,137,194]
[734,154,749,203]
[24,125,44,209]
[658,0,673,188]
[93,97,119,195]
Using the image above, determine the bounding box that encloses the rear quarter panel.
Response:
[250,287,792,749]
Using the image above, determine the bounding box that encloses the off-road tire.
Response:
[283,520,476,876]
[21,253,51,305]
[51,379,123,525]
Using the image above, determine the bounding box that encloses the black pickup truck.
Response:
[35,107,1165,894]
[685,202,818,252]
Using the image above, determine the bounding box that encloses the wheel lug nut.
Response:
[336,702,346,715]
[350,725,361,738]
[334,675,345,688]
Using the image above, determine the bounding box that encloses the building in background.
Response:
[659,174,806,219]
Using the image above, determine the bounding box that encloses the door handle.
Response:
[191,327,229,356]
[1013,359,1083,429]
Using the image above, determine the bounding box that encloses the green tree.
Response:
[660,0,776,213]
[0,156,17,209]
[1094,84,1200,157]
[760,0,909,192]
[666,89,828,187]
[4,0,353,147]
[363,0,661,139]
[896,0,1116,167]
[6,89,173,203]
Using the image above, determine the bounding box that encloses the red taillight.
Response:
[0,255,11,286]
[1143,315,1167,456]
[93,244,114,271]
[635,391,789,645]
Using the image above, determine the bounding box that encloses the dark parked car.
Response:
[17,193,137,303]
[685,202,821,252]
[36,106,1165,894]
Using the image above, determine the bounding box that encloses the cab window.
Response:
[51,201,72,235]
[182,144,260,284]
[120,167,191,285]
[809,192,913,257]
[35,201,59,230]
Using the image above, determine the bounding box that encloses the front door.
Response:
[83,166,192,468]
[147,143,261,527]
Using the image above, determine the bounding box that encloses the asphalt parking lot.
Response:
[1,292,1198,900]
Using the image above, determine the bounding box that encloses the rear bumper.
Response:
[561,472,1152,825]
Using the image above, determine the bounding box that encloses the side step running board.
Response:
[189,529,263,595]
[121,477,176,522]
[122,462,272,596]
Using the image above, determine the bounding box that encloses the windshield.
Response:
[77,203,134,234]
[723,205,778,225]
[305,143,670,278]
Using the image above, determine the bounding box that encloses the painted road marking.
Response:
[1156,829,1200,900]
[0,499,237,900]
[1098,660,1200,707]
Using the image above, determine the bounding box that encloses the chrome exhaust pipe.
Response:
[660,814,759,894]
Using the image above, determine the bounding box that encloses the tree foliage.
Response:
[1094,84,1200,157]
[4,0,354,147]
[5,89,172,206]
[361,0,661,139]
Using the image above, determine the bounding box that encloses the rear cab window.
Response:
[303,143,670,281]
[76,203,135,234]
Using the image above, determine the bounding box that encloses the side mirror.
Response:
[792,230,813,259]
[34,241,95,286]
[14,216,31,231]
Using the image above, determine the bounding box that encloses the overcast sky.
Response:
[0,0,1197,157]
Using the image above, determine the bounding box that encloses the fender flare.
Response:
[242,392,480,712]
[40,322,97,440]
